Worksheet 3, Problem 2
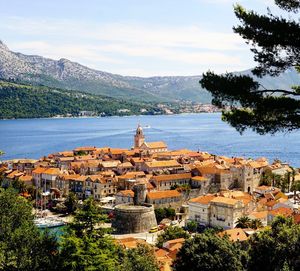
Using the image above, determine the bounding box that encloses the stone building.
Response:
[150,173,191,191]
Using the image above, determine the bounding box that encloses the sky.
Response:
[0,0,284,77]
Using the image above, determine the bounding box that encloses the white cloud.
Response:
[1,16,253,76]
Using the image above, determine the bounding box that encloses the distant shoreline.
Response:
[0,111,219,121]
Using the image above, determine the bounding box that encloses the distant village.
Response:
[0,125,299,270]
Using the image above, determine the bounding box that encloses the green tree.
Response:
[247,216,300,271]
[174,231,245,271]
[59,233,122,271]
[236,216,252,229]
[65,192,77,214]
[156,226,190,248]
[69,197,109,237]
[0,188,59,270]
[186,220,198,233]
[200,1,300,134]
[154,207,175,223]
[59,197,123,271]
[121,244,160,271]
[250,219,263,230]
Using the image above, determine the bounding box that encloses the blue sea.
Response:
[0,113,299,167]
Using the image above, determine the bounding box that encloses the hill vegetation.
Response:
[1,40,299,103]
[0,80,163,119]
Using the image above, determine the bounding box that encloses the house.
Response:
[267,207,293,224]
[188,194,246,229]
[55,174,81,196]
[99,160,121,172]
[41,168,62,192]
[115,190,134,205]
[15,159,38,174]
[32,167,47,187]
[146,190,182,209]
[210,197,245,229]
[248,211,268,226]
[68,176,86,199]
[189,195,216,226]
[73,146,96,155]
[231,159,269,193]
[151,173,191,191]
[191,176,209,189]
[18,175,33,187]
[116,162,135,175]
[140,141,168,154]
[115,237,147,249]
[142,160,182,173]
[117,171,147,190]
[85,175,118,200]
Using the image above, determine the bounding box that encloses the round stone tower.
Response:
[112,204,157,234]
[134,124,145,148]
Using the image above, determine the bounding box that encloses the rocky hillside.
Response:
[0,40,299,103]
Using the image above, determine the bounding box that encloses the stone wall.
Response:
[112,203,157,233]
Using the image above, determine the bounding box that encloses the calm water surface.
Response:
[0,113,299,166]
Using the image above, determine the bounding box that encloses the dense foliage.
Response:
[200,0,300,134]
[175,216,300,271]
[0,80,163,119]
[154,207,176,223]
[156,226,190,248]
[174,230,245,271]
[0,188,59,270]
[121,244,160,271]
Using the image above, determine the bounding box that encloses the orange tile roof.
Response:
[190,194,216,204]
[265,200,278,208]
[118,162,134,168]
[219,228,248,242]
[32,167,47,174]
[147,190,181,200]
[115,237,146,249]
[269,207,293,217]
[249,211,268,220]
[152,173,191,182]
[100,161,121,168]
[7,170,23,179]
[211,196,239,206]
[58,151,74,157]
[19,175,33,182]
[145,160,181,168]
[109,148,128,155]
[256,185,273,191]
[191,176,208,182]
[144,141,167,149]
[117,190,134,197]
[74,146,96,151]
[118,171,146,179]
[43,168,61,175]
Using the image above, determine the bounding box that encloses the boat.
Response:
[144,125,151,128]
[34,217,65,229]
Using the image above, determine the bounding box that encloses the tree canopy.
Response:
[174,230,245,271]
[200,0,300,134]
[0,188,59,270]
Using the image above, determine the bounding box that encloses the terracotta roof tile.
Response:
[190,195,215,204]
[219,228,248,242]
[153,173,191,182]
[147,190,181,200]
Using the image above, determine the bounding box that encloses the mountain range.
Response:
[0,40,299,103]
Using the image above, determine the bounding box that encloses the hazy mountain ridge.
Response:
[0,40,299,103]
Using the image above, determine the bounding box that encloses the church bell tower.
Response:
[134,124,145,148]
